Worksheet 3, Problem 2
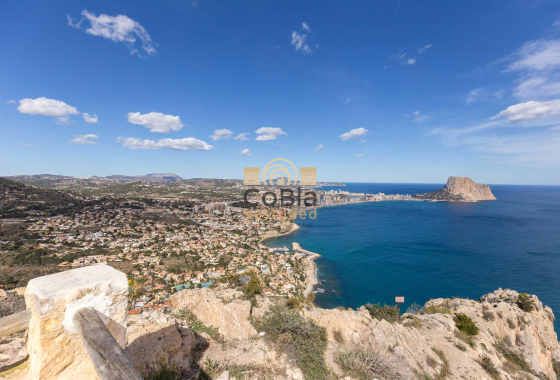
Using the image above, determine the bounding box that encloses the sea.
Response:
[264,183,560,330]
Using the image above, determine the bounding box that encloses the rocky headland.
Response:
[414,176,497,202]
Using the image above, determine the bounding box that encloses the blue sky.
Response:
[2,0,560,185]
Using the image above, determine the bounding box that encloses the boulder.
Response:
[24,265,128,380]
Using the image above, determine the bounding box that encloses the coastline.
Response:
[292,242,320,296]
[259,222,300,244]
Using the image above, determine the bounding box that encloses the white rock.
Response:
[24,265,128,380]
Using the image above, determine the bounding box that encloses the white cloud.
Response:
[466,88,483,104]
[69,134,99,145]
[241,148,251,156]
[315,144,323,151]
[407,58,416,65]
[54,116,76,126]
[255,127,287,141]
[68,10,156,57]
[16,143,36,148]
[210,129,234,141]
[302,22,311,32]
[291,31,311,54]
[508,40,560,72]
[6,100,16,104]
[17,97,79,117]
[233,133,249,141]
[339,127,368,141]
[505,36,560,100]
[346,98,351,103]
[117,136,213,151]
[355,154,365,157]
[418,44,433,54]
[491,99,560,122]
[82,113,98,123]
[391,52,406,62]
[127,112,184,133]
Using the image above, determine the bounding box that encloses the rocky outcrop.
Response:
[24,265,129,380]
[125,310,196,369]
[169,287,257,340]
[415,176,496,202]
[0,337,27,372]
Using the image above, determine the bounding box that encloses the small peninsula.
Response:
[414,176,496,202]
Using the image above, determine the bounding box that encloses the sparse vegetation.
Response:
[479,356,501,380]
[517,293,536,312]
[174,309,223,342]
[482,310,495,322]
[333,328,345,344]
[403,315,422,329]
[138,358,188,380]
[454,330,476,349]
[553,360,560,379]
[336,345,407,380]
[422,302,452,315]
[507,318,515,329]
[455,341,467,351]
[454,313,479,336]
[200,358,282,380]
[251,305,330,380]
[495,340,532,374]
[364,303,400,323]
[431,347,450,379]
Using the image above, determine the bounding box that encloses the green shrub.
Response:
[454,313,479,336]
[251,305,330,380]
[517,293,535,312]
[423,303,452,315]
[364,303,400,323]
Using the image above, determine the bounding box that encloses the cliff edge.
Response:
[414,176,496,202]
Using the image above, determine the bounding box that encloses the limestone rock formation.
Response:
[0,337,27,372]
[169,287,257,340]
[414,176,496,202]
[126,309,196,369]
[24,265,128,380]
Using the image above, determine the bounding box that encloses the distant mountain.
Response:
[141,173,183,181]
[0,177,84,218]
[414,176,496,202]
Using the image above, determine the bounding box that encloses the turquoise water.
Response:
[265,183,560,328]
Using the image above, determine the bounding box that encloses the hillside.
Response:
[0,177,84,218]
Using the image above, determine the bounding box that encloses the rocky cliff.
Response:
[136,288,560,379]
[415,176,496,202]
[3,287,559,380]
